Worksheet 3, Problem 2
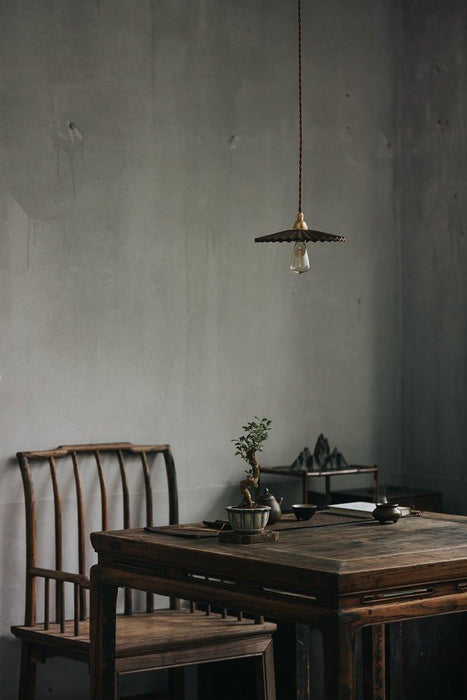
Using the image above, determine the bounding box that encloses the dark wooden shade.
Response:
[255,228,346,243]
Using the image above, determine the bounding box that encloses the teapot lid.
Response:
[258,487,273,500]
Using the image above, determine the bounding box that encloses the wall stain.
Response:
[27,217,32,270]
[52,119,84,199]
[27,218,40,270]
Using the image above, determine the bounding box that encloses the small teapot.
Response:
[256,488,283,525]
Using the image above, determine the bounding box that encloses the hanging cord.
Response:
[298,0,303,214]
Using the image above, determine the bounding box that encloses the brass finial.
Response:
[293,212,309,230]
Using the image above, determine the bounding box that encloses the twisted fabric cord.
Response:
[298,0,303,214]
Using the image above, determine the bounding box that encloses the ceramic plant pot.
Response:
[225,506,271,533]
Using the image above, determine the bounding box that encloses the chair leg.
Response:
[254,642,276,700]
[18,641,37,700]
[168,667,185,700]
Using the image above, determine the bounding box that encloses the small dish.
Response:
[292,504,318,521]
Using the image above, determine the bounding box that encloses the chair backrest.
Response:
[16,443,178,630]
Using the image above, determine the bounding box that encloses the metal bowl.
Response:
[292,504,318,521]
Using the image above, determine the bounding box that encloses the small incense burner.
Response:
[372,503,402,525]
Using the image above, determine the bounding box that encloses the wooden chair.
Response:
[11,443,276,699]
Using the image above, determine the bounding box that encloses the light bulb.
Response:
[289,242,310,274]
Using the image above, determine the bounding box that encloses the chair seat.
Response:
[12,609,276,657]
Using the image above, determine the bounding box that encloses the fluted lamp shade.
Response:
[255,228,345,244]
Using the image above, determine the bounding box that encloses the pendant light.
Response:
[254,0,345,273]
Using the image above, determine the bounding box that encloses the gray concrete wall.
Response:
[399,0,467,514]
[0,0,400,696]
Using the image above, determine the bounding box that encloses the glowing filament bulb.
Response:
[290,242,310,274]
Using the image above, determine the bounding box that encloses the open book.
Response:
[327,501,411,518]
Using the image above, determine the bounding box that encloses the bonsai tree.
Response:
[232,417,272,508]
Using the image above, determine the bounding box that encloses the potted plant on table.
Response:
[226,417,272,533]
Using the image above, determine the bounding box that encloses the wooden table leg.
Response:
[362,624,386,700]
[90,565,118,700]
[168,667,185,700]
[282,622,314,700]
[322,617,357,700]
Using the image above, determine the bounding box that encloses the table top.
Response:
[91,512,467,596]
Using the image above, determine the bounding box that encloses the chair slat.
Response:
[117,450,132,615]
[139,452,153,527]
[60,592,65,633]
[74,583,80,636]
[71,452,86,620]
[17,454,37,626]
[140,451,154,613]
[164,447,180,612]
[117,450,131,529]
[94,451,108,531]
[163,447,179,526]
[44,578,50,630]
[140,452,155,612]
[48,457,63,625]
[162,445,181,610]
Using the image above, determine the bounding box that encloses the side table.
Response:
[261,464,380,506]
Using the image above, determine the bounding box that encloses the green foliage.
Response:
[232,417,272,469]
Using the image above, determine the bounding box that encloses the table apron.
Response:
[95,562,467,630]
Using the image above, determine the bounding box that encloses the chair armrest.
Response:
[30,567,90,588]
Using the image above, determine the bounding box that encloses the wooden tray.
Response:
[144,524,220,539]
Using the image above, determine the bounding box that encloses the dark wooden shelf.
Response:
[262,464,378,478]
[261,464,380,505]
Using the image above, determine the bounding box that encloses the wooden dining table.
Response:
[90,511,467,699]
